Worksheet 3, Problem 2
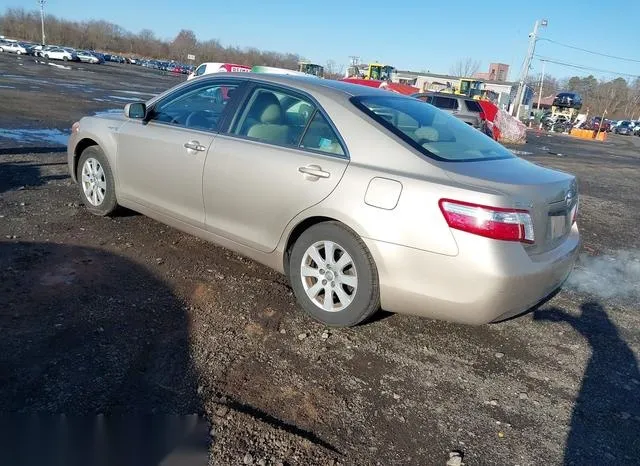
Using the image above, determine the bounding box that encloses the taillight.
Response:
[71,121,79,134]
[571,199,579,224]
[479,111,486,120]
[439,199,535,243]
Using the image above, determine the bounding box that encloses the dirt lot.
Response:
[1,52,639,465]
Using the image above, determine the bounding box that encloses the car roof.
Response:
[200,72,405,101]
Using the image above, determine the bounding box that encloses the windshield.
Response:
[352,95,514,162]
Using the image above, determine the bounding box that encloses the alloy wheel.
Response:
[81,157,107,206]
[300,240,358,312]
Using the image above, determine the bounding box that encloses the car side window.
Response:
[195,64,206,76]
[300,112,345,156]
[149,82,239,132]
[231,87,315,146]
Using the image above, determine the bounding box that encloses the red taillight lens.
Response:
[479,111,486,120]
[439,199,535,243]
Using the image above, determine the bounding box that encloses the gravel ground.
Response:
[1,53,639,465]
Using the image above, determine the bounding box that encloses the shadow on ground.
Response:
[0,159,68,193]
[0,241,209,465]
[534,302,640,465]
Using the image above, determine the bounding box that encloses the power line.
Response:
[535,55,640,79]
[537,38,640,64]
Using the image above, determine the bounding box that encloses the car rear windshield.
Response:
[351,95,514,162]
[464,100,483,112]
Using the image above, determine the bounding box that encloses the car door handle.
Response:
[184,140,206,152]
[298,165,330,179]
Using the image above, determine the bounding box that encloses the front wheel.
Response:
[63,56,68,62]
[77,146,118,216]
[289,222,380,327]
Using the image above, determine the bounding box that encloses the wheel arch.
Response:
[72,138,99,181]
[282,214,369,276]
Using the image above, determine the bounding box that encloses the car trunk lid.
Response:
[441,157,578,255]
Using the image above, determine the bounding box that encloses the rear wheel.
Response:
[63,56,68,62]
[289,222,380,327]
[44,54,49,59]
[77,146,118,216]
[16,51,22,55]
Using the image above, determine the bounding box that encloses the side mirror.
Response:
[124,102,146,119]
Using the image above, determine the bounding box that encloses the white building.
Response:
[393,70,518,109]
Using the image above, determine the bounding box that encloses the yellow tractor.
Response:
[346,62,396,81]
[456,78,484,98]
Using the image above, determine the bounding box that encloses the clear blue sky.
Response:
[1,0,638,82]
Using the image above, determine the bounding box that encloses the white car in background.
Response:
[42,47,77,61]
[0,41,28,54]
[76,50,100,64]
[187,62,252,80]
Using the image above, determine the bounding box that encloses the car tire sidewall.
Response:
[289,222,380,327]
[77,146,118,216]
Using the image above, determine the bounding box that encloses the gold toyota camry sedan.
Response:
[67,74,580,327]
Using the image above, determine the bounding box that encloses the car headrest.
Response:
[414,126,439,142]
[251,92,282,124]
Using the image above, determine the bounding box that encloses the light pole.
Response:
[536,60,546,111]
[513,19,547,118]
[39,0,46,46]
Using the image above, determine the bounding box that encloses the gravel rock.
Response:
[297,332,308,341]
[446,450,464,466]
[243,452,254,464]
[519,392,529,400]
[494,352,505,359]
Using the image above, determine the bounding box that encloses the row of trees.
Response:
[0,8,301,69]
[527,73,640,120]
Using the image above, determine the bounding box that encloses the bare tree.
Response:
[0,7,300,69]
[449,58,481,77]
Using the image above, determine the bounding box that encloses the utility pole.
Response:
[513,19,547,118]
[536,60,546,111]
[39,0,46,46]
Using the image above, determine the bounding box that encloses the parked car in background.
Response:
[76,50,101,64]
[0,41,29,55]
[590,116,610,132]
[34,45,58,57]
[613,120,633,135]
[411,92,486,131]
[41,47,77,61]
[67,74,580,327]
[187,62,252,80]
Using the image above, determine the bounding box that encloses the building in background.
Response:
[474,63,510,82]
[393,70,518,109]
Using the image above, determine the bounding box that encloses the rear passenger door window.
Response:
[232,87,315,146]
[300,112,345,156]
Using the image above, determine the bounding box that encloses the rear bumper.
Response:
[363,224,580,325]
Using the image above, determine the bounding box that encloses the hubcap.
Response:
[300,240,357,312]
[81,157,107,206]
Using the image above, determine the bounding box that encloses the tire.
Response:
[16,51,22,55]
[63,56,68,62]
[289,221,380,327]
[44,54,49,59]
[76,146,118,216]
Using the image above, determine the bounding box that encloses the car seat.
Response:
[244,92,289,145]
